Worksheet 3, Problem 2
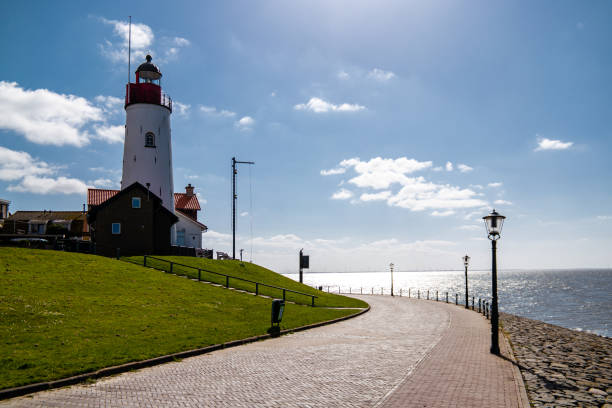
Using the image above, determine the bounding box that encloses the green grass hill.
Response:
[126,255,367,308]
[0,248,367,390]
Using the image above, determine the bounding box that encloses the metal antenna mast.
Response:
[232,157,254,260]
[127,16,132,83]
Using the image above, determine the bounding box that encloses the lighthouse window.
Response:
[145,132,155,147]
[132,197,141,208]
[112,223,121,235]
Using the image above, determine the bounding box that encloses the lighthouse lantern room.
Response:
[122,54,175,220]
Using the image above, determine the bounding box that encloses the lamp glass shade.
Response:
[463,255,470,267]
[483,209,506,237]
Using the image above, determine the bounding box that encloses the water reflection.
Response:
[285,269,611,338]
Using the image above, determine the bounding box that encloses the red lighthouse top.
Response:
[125,55,172,111]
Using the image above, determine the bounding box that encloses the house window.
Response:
[145,132,155,147]
[112,223,121,235]
[177,229,185,246]
[132,197,141,208]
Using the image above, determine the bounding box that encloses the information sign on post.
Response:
[299,248,309,283]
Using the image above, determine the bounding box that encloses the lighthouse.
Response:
[86,54,207,257]
[122,54,175,215]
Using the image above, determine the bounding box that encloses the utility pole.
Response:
[232,157,254,260]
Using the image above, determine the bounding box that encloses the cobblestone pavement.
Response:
[379,303,529,408]
[3,296,449,407]
[3,297,528,407]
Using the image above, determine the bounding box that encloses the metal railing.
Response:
[320,285,491,319]
[127,256,317,307]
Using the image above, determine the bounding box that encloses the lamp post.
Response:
[463,254,470,309]
[483,209,506,355]
[390,263,394,296]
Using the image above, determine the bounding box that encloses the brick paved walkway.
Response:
[378,302,530,408]
[3,297,528,407]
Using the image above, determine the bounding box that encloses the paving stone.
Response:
[3,297,531,407]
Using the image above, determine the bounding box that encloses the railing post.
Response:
[381,287,383,295]
[478,299,481,313]
[255,282,259,295]
[436,290,439,301]
[408,288,411,298]
[361,287,363,294]
[455,293,458,305]
[143,255,147,267]
[427,290,429,300]
[418,290,420,299]
[170,261,173,274]
[472,296,475,310]
[446,292,448,303]
[283,289,286,301]
[350,287,352,294]
[198,268,201,281]
[311,296,315,307]
[371,287,374,295]
[226,276,229,288]
[400,288,402,297]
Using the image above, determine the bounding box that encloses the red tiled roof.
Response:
[88,189,202,212]
[87,189,119,206]
[174,193,201,211]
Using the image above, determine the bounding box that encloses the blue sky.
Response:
[1,1,611,272]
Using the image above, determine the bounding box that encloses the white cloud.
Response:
[339,157,433,190]
[457,164,473,173]
[597,215,612,220]
[173,37,190,47]
[294,97,365,113]
[199,105,236,118]
[173,101,191,117]
[1,145,88,194]
[360,191,392,201]
[8,175,87,195]
[235,116,254,131]
[93,124,124,144]
[368,68,396,81]
[432,166,443,172]
[488,182,503,188]
[326,156,488,212]
[431,210,455,217]
[445,161,453,172]
[98,18,190,64]
[331,188,353,200]
[94,95,123,114]
[88,178,116,188]
[99,18,154,63]
[0,81,105,147]
[470,184,484,189]
[0,146,53,181]
[494,199,513,205]
[240,211,249,217]
[458,224,481,231]
[337,71,350,80]
[464,210,483,221]
[320,167,346,176]
[535,137,573,151]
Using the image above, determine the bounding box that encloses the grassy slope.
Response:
[125,255,368,308]
[0,248,363,390]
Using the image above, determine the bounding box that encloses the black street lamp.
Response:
[463,254,470,309]
[483,209,506,355]
[390,263,394,296]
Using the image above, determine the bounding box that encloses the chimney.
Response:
[185,183,194,197]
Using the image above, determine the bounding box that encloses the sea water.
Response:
[285,269,612,338]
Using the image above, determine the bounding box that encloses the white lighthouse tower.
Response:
[122,54,175,212]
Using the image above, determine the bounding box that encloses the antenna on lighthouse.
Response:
[127,16,132,83]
